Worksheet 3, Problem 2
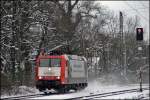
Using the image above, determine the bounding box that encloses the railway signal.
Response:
[136,28,143,41]
[136,28,144,92]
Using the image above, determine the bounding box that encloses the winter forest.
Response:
[1,0,149,95]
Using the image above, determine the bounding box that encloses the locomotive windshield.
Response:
[51,59,61,67]
[40,58,60,67]
[40,59,50,67]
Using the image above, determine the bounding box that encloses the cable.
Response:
[140,2,149,8]
[123,1,149,21]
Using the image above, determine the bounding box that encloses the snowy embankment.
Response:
[86,80,149,99]
[32,80,149,99]
[1,86,40,98]
[99,90,149,99]
[1,80,149,99]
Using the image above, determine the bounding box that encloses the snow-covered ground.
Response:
[31,80,149,99]
[1,86,40,98]
[99,90,149,99]
[1,80,149,99]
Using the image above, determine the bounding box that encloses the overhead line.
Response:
[140,2,149,8]
[123,1,149,21]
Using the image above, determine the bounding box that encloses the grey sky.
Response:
[98,1,149,41]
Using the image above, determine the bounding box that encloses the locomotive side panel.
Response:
[69,60,85,78]
[67,55,88,84]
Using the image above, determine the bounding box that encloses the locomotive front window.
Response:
[40,59,50,67]
[51,58,60,67]
[39,58,60,67]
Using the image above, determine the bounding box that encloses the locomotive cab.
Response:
[35,55,65,91]
[37,57,61,80]
[35,54,88,93]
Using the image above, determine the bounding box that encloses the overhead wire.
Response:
[123,1,149,21]
[140,2,149,8]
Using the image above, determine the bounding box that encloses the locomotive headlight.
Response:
[39,76,42,79]
[48,68,51,71]
[56,76,60,79]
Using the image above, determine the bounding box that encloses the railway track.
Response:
[1,90,75,100]
[1,93,51,100]
[67,87,149,100]
[1,87,149,99]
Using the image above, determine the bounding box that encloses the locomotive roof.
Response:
[64,54,87,61]
[38,54,87,61]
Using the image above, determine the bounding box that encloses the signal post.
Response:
[136,28,143,92]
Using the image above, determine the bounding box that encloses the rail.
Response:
[67,87,149,100]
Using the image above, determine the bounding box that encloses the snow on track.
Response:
[31,81,149,99]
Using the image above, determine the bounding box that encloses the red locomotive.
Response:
[35,47,88,93]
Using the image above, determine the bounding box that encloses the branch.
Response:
[52,0,66,14]
[71,0,79,10]
[81,14,97,18]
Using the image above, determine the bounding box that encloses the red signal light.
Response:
[136,28,143,41]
